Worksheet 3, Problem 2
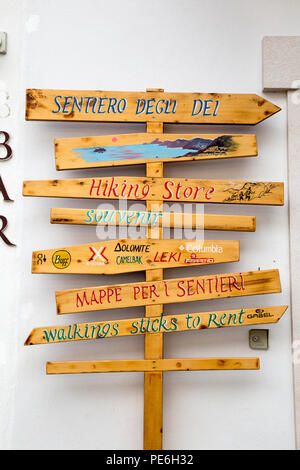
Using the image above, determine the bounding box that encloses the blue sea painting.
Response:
[71,135,234,163]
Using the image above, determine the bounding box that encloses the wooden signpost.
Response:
[23,87,284,450]
[32,239,240,275]
[54,133,257,170]
[50,208,256,232]
[23,176,284,205]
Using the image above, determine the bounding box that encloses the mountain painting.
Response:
[55,133,257,170]
[71,135,236,163]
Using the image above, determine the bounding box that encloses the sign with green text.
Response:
[50,208,256,232]
[25,305,287,346]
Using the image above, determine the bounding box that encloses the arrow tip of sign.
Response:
[280,305,289,317]
[24,331,34,346]
[255,94,281,124]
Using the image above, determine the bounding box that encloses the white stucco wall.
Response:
[0,0,298,449]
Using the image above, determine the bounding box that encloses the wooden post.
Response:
[144,89,164,450]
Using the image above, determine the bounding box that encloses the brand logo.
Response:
[185,253,214,264]
[87,246,108,265]
[180,243,223,254]
[246,309,273,319]
[52,250,71,269]
[116,255,143,265]
[114,242,150,253]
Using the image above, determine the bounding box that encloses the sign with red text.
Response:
[23,177,284,205]
[55,269,281,315]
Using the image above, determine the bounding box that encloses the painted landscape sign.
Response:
[54,133,257,170]
[50,208,256,232]
[32,239,240,275]
[25,89,280,125]
[23,177,284,205]
[25,306,287,346]
[55,269,281,315]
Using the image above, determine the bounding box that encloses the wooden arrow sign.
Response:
[50,208,256,232]
[23,177,284,205]
[46,357,260,375]
[55,133,257,170]
[32,239,239,275]
[25,89,280,125]
[55,269,281,315]
[25,306,287,346]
